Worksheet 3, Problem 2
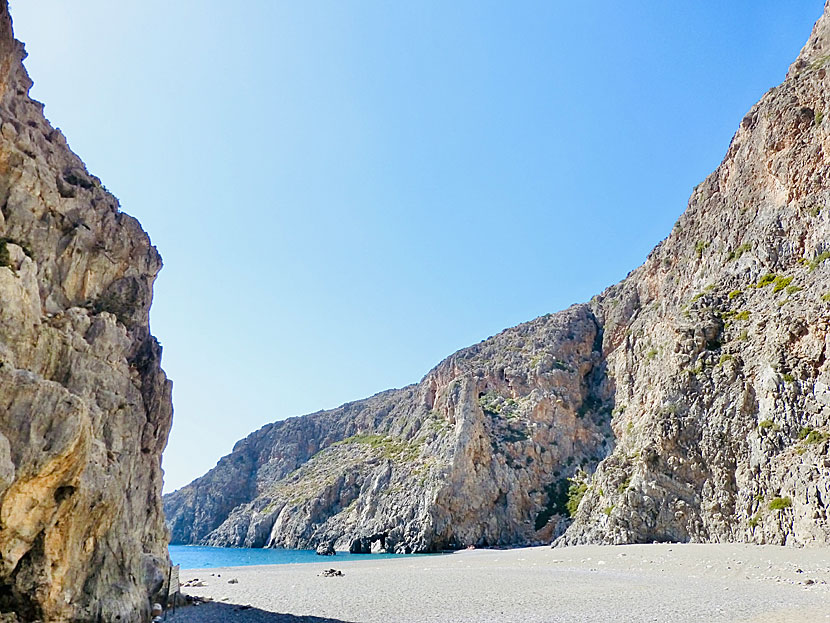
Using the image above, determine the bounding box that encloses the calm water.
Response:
[169,545,437,569]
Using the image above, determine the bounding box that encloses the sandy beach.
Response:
[166,544,829,623]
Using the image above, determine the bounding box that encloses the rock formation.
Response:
[0,3,172,621]
[165,2,830,552]
[167,307,611,552]
[558,2,830,546]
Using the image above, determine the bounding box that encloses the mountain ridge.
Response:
[165,2,830,552]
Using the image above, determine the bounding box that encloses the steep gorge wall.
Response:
[560,2,830,546]
[0,3,172,621]
[165,3,830,553]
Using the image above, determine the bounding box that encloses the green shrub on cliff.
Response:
[727,243,751,261]
[768,497,792,510]
[755,273,793,292]
[808,250,830,271]
[566,480,588,517]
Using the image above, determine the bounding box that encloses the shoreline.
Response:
[167,543,829,623]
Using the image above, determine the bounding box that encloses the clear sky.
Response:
[8,1,822,492]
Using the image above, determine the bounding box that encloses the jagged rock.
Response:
[556,1,830,547]
[0,3,172,622]
[166,306,611,552]
[165,3,830,552]
[316,542,336,556]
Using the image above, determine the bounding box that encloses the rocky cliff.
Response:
[167,307,612,552]
[558,2,830,546]
[0,3,172,622]
[165,3,830,553]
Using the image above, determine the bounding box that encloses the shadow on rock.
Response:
[166,601,354,622]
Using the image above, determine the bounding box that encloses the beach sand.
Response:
[167,543,829,623]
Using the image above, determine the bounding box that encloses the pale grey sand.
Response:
[167,544,829,623]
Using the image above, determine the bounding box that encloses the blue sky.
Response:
[9,1,822,492]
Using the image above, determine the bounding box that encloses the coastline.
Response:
[167,543,829,623]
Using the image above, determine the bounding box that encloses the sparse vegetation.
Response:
[772,276,793,293]
[718,354,734,366]
[816,109,825,125]
[756,273,776,287]
[721,309,750,323]
[768,497,792,511]
[333,433,421,462]
[785,285,802,295]
[645,348,658,361]
[0,240,9,268]
[782,373,795,383]
[685,363,705,376]
[808,250,830,271]
[822,292,830,303]
[617,475,632,494]
[798,427,830,444]
[534,478,571,530]
[565,480,588,517]
[727,243,751,261]
[809,53,830,70]
[758,419,780,431]
[728,289,742,300]
[659,404,678,416]
[478,392,519,419]
[551,359,574,373]
[603,505,614,516]
[755,273,793,292]
[748,513,760,528]
[0,237,32,262]
[695,240,710,259]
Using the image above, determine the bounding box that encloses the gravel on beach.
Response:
[165,543,830,623]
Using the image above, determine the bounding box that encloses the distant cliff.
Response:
[167,307,610,551]
[0,3,172,622]
[165,2,830,552]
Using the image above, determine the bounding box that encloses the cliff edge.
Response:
[0,3,173,621]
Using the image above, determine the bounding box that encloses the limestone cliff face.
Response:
[0,3,172,622]
[165,3,830,552]
[166,306,612,551]
[558,1,830,547]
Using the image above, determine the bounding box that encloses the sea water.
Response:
[169,544,436,569]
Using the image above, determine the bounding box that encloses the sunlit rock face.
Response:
[0,3,173,621]
[166,3,830,553]
[166,305,612,552]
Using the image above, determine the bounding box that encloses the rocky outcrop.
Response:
[0,3,172,622]
[165,2,830,553]
[166,306,612,551]
[557,1,830,547]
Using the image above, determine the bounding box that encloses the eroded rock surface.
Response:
[0,3,172,621]
[166,306,611,551]
[165,3,830,552]
[558,1,830,547]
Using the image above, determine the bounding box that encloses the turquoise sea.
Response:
[169,545,435,570]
